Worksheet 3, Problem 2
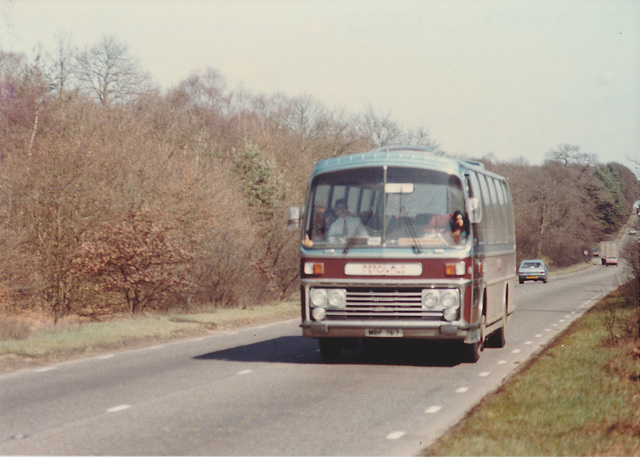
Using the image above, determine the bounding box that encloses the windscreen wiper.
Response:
[343,210,372,254]
[400,206,423,254]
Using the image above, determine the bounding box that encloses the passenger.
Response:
[450,210,469,244]
[328,199,363,240]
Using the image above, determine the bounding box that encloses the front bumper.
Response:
[301,319,476,341]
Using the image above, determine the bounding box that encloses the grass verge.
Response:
[0,301,299,373]
[423,291,640,456]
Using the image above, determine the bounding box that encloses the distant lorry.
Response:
[599,241,618,266]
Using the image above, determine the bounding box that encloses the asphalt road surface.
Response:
[0,265,622,455]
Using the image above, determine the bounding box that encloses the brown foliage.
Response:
[1,41,636,326]
[72,209,193,314]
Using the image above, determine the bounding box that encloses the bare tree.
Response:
[357,104,437,150]
[74,35,153,106]
[169,67,229,113]
[45,32,77,100]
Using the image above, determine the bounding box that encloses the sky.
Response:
[2,0,639,170]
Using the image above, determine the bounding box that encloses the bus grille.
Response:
[325,287,442,320]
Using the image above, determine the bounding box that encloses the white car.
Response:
[518,259,548,284]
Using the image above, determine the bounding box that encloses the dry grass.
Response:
[0,301,299,373]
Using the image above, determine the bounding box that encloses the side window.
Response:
[489,178,506,243]
[467,172,485,244]
[500,180,515,245]
[477,174,495,244]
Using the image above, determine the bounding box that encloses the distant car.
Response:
[603,256,618,266]
[518,259,548,284]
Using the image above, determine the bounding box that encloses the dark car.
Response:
[518,259,548,284]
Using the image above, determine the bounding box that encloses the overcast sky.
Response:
[2,0,639,169]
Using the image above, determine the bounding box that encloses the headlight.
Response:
[309,288,347,309]
[311,307,326,321]
[310,288,327,307]
[327,289,347,308]
[422,290,440,309]
[441,290,459,309]
[443,305,459,322]
[422,288,460,320]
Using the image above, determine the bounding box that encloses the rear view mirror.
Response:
[287,206,301,229]
[466,198,482,224]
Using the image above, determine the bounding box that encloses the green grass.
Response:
[0,301,299,363]
[424,293,640,456]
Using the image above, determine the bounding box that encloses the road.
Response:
[0,265,622,455]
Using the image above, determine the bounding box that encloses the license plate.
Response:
[365,329,403,338]
[526,276,537,279]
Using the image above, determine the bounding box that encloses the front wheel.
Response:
[486,323,506,348]
[462,315,484,363]
[461,340,480,363]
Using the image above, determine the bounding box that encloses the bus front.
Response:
[299,153,483,362]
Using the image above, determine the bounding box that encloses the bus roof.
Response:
[312,146,505,181]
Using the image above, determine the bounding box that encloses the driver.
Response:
[327,199,364,240]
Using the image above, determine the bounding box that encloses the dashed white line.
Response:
[237,369,253,375]
[525,341,532,345]
[456,387,469,393]
[107,404,131,413]
[425,406,442,414]
[386,431,406,440]
[99,354,115,360]
[35,367,56,373]
[512,349,521,354]
[498,360,507,365]
[535,334,542,338]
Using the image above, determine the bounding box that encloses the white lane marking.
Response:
[99,354,115,360]
[237,369,253,375]
[425,405,442,414]
[535,334,542,338]
[145,345,164,350]
[479,371,490,377]
[35,367,56,373]
[545,328,551,332]
[525,341,532,345]
[498,360,507,365]
[559,319,565,323]
[456,387,469,393]
[386,431,406,440]
[512,349,521,354]
[107,404,131,413]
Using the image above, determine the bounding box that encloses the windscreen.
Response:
[303,166,469,250]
